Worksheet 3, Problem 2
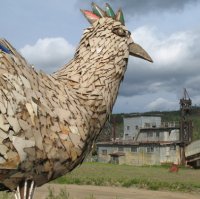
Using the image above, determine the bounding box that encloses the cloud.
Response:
[132,26,196,67]
[146,97,177,111]
[113,24,200,112]
[19,25,200,113]
[20,37,75,74]
[119,26,200,100]
[113,91,180,113]
[76,0,198,16]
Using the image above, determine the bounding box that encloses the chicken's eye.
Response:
[112,28,126,37]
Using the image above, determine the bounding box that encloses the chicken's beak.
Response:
[129,42,153,63]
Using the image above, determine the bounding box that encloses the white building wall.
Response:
[163,131,169,141]
[123,116,161,140]
[140,116,161,128]
[97,145,180,165]
[160,146,180,164]
[123,117,142,140]
[137,130,180,142]
[169,130,180,141]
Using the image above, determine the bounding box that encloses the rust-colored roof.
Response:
[97,140,181,146]
[109,152,125,157]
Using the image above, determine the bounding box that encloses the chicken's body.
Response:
[0,3,152,198]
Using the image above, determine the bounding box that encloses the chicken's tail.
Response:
[0,39,27,62]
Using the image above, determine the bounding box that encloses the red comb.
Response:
[81,10,100,24]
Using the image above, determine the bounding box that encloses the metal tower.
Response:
[180,88,193,144]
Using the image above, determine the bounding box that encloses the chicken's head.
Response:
[80,3,153,64]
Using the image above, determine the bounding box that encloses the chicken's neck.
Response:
[53,55,126,127]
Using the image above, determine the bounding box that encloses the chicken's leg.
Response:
[14,180,35,199]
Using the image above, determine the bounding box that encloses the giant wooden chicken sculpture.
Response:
[0,3,152,199]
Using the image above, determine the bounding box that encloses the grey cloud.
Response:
[118,27,200,103]
[18,17,200,113]
[76,0,198,16]
[120,62,200,96]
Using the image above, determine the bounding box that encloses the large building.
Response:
[123,115,161,140]
[97,115,181,165]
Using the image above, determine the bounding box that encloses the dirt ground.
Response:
[34,184,200,199]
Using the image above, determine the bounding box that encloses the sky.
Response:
[1,0,200,113]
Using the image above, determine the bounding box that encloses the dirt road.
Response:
[34,184,200,199]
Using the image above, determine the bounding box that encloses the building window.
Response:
[147,146,154,153]
[147,132,153,137]
[135,125,139,130]
[102,150,107,155]
[152,123,156,128]
[170,145,176,150]
[156,132,159,137]
[127,126,130,131]
[111,156,119,164]
[144,123,151,128]
[131,146,138,153]
[118,147,124,152]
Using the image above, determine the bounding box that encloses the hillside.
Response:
[98,107,200,141]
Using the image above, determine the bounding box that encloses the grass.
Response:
[0,192,12,199]
[45,187,122,199]
[0,188,96,199]
[1,162,199,198]
[45,187,98,199]
[53,162,200,192]
[46,187,70,199]
[0,187,97,199]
